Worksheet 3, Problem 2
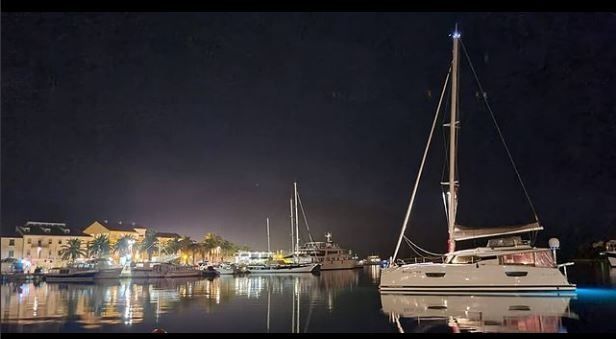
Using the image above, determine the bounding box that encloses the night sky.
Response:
[2,13,615,258]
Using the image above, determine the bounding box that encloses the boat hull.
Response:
[130,268,158,278]
[95,267,123,279]
[379,263,576,294]
[606,252,616,268]
[217,268,236,275]
[249,264,320,274]
[165,271,201,278]
[319,260,358,271]
[45,270,98,282]
[130,270,201,278]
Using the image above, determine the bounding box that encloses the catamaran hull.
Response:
[379,263,576,294]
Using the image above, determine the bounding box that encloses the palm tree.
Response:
[219,239,234,262]
[197,242,208,263]
[139,229,159,261]
[189,242,201,265]
[60,238,87,263]
[88,234,111,258]
[164,237,181,256]
[202,233,223,261]
[179,237,194,265]
[113,234,135,258]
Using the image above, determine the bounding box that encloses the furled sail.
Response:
[452,222,542,241]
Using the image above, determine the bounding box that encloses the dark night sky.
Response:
[2,13,615,258]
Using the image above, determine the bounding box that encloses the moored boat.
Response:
[379,26,575,294]
[210,263,249,275]
[87,258,123,279]
[247,263,320,274]
[129,262,200,278]
[364,255,382,266]
[157,263,201,278]
[45,266,98,282]
[295,233,359,270]
[602,240,616,268]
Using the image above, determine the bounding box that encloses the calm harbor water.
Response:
[1,265,615,333]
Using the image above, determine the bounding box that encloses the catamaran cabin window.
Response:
[533,250,556,268]
[499,251,555,267]
[449,255,481,264]
[499,252,534,265]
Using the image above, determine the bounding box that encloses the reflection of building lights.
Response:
[33,297,38,317]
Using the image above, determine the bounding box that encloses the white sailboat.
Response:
[379,26,575,294]
[249,214,321,274]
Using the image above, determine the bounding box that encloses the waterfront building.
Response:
[1,221,90,271]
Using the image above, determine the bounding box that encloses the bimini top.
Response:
[452,221,543,241]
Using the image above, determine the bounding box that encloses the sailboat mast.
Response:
[290,199,295,253]
[294,182,300,254]
[448,26,461,253]
[266,217,271,253]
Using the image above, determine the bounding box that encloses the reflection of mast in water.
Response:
[266,278,270,333]
[290,276,301,333]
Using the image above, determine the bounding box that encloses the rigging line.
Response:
[296,193,314,243]
[402,236,429,259]
[440,86,451,183]
[392,67,451,263]
[403,235,444,257]
[459,39,540,222]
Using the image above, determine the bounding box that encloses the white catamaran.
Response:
[379,26,575,294]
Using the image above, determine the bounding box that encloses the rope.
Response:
[403,236,427,258]
[459,39,540,223]
[392,67,451,262]
[296,193,314,243]
[403,235,443,257]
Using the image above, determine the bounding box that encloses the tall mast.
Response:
[266,217,271,253]
[448,25,461,253]
[290,199,295,253]
[294,182,300,254]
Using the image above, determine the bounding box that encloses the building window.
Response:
[48,239,52,244]
[58,251,61,256]
[58,240,62,244]
[49,250,52,257]
[27,239,32,244]
[38,240,42,246]
[8,250,14,257]
[26,250,31,256]
[9,239,15,246]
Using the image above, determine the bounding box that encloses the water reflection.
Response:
[366,265,381,284]
[1,270,361,333]
[380,294,577,333]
